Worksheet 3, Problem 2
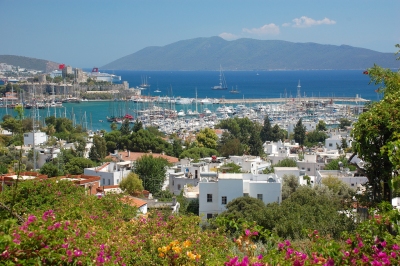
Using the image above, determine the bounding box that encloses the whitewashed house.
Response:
[84,161,132,186]
[23,131,48,146]
[199,173,281,220]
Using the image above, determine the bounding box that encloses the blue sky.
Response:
[1,0,398,68]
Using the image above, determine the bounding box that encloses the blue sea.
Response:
[1,70,380,132]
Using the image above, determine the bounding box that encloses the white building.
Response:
[199,173,281,219]
[84,161,131,186]
[316,170,368,191]
[273,167,300,180]
[23,131,48,146]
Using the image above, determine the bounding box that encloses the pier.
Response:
[218,96,369,105]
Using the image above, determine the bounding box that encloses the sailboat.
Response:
[140,75,150,89]
[212,65,228,90]
[230,86,240,94]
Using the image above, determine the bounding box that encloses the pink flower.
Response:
[245,229,251,236]
[390,252,397,258]
[358,241,364,248]
[278,242,284,250]
[381,241,387,248]
[74,249,82,257]
[285,240,291,246]
[257,254,263,260]
[27,215,37,224]
[53,222,61,229]
[42,210,55,221]
[252,231,259,236]
[346,238,352,245]
[362,254,369,262]
[392,244,400,250]
[353,248,359,254]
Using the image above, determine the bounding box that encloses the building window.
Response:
[178,184,181,190]
[108,179,110,185]
[221,196,227,205]
[207,194,213,202]
[257,194,263,201]
[243,193,249,197]
[103,178,105,185]
[329,143,333,147]
[307,168,310,172]
[207,213,213,219]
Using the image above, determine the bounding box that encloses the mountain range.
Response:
[0,55,60,72]
[102,37,399,71]
[1,37,398,72]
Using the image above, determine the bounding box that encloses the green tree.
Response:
[321,175,354,199]
[219,196,265,224]
[65,157,95,175]
[281,174,299,201]
[339,118,352,130]
[134,155,170,194]
[324,156,356,171]
[1,117,22,135]
[218,132,244,157]
[260,115,272,142]
[119,172,144,195]
[316,120,327,131]
[294,118,306,146]
[270,124,286,142]
[305,130,328,147]
[132,120,143,133]
[110,122,118,131]
[89,135,107,162]
[196,128,218,150]
[119,119,131,136]
[351,61,400,203]
[40,162,62,177]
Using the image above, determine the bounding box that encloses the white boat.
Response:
[212,65,228,90]
[175,97,192,105]
[230,86,240,94]
[87,68,121,83]
[154,89,161,93]
[177,110,185,117]
[200,98,212,105]
[203,108,212,115]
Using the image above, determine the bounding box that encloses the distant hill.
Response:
[0,55,60,72]
[102,37,399,71]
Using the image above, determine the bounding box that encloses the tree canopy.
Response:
[351,59,400,203]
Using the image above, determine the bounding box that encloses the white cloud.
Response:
[292,16,336,28]
[242,23,280,35]
[219,32,239,40]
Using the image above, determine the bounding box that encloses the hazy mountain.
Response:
[0,55,60,72]
[102,37,398,71]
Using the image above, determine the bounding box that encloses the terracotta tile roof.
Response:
[121,196,147,208]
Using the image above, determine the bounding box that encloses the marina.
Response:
[0,69,376,134]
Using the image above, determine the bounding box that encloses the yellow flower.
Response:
[251,244,257,249]
[158,246,168,253]
[196,254,201,260]
[187,251,196,260]
[159,252,165,258]
[183,240,191,248]
[172,246,182,254]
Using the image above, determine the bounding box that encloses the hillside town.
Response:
[1,59,400,264]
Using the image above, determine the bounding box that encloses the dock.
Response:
[218,96,369,105]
